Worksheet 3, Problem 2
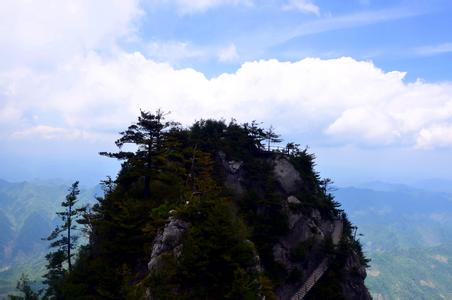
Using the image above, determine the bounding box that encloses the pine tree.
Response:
[100,109,178,198]
[245,120,267,150]
[264,126,282,151]
[42,181,85,299]
[8,273,39,300]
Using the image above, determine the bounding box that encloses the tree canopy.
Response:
[100,109,178,198]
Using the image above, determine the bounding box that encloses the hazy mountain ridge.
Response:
[368,243,452,300]
[0,179,97,297]
[336,184,452,249]
[334,183,452,299]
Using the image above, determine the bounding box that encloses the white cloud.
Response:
[0,105,23,134]
[415,42,452,56]
[151,0,253,14]
[416,125,452,149]
[145,41,239,65]
[12,125,102,142]
[261,8,421,48]
[146,41,205,63]
[3,54,452,149]
[0,0,142,68]
[326,107,401,145]
[283,0,320,15]
[218,43,239,63]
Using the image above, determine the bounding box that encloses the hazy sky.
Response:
[1,0,452,185]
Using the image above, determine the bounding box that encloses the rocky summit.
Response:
[40,111,371,300]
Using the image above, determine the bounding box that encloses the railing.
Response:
[290,258,329,300]
[262,145,296,156]
[290,220,343,300]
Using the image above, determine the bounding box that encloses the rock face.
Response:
[218,151,245,196]
[340,250,372,300]
[273,205,336,299]
[273,156,303,194]
[270,155,371,300]
[148,216,189,273]
[146,152,371,300]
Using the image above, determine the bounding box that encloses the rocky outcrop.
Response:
[270,157,370,300]
[148,215,189,273]
[273,156,303,194]
[340,250,372,300]
[218,151,245,196]
[274,203,337,299]
[146,153,370,300]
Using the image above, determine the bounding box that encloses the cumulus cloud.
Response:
[282,0,320,15]
[0,0,142,67]
[416,125,452,149]
[2,54,452,149]
[326,107,401,145]
[150,0,253,14]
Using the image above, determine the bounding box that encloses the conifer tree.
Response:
[100,109,177,198]
[42,181,85,299]
[8,273,39,300]
[245,120,267,150]
[264,126,282,151]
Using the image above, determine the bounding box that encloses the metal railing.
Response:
[290,220,344,300]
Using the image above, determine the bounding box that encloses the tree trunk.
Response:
[67,205,72,272]
[144,139,153,198]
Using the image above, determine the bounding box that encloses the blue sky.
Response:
[1,0,452,186]
[136,0,452,80]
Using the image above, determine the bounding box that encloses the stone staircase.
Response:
[290,220,343,300]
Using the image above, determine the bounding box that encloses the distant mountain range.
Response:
[0,179,97,297]
[334,182,452,299]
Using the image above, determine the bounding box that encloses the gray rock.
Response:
[148,216,189,272]
[228,160,243,173]
[310,209,321,222]
[218,151,245,195]
[287,211,303,230]
[340,250,372,300]
[273,156,302,194]
[287,195,301,205]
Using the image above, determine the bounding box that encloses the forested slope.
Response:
[28,111,371,300]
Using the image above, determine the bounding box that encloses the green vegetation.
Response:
[0,180,95,298]
[148,197,260,299]
[4,111,367,299]
[336,185,452,299]
[366,243,452,300]
[7,274,39,300]
[42,182,86,298]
